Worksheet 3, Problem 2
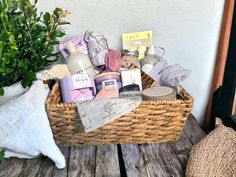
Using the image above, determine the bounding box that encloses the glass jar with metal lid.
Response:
[121,50,140,68]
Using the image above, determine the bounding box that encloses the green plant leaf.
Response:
[0,0,69,95]
[21,71,36,88]
[53,7,62,18]
[49,15,54,25]
[0,68,7,73]
[43,12,50,24]
[7,0,12,5]
[54,30,65,38]
[0,149,4,160]
[0,88,4,96]
[2,0,7,9]
[58,21,70,25]
[1,32,9,42]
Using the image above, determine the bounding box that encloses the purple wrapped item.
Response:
[149,59,191,89]
[60,74,96,103]
[59,34,88,59]
[85,31,109,67]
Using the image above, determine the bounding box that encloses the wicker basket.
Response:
[46,82,193,146]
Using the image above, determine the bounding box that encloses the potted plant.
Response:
[0,0,70,95]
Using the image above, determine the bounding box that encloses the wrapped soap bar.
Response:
[85,31,109,67]
[60,73,96,103]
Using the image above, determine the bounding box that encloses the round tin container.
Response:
[94,72,122,92]
[142,86,176,101]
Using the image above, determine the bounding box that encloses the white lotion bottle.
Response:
[66,43,96,76]
[140,45,160,74]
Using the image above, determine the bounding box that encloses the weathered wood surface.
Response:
[51,147,70,177]
[0,114,205,177]
[95,144,120,177]
[121,114,205,177]
[68,146,95,177]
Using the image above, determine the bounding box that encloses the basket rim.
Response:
[46,82,193,108]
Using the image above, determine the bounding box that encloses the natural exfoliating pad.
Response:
[142,86,176,101]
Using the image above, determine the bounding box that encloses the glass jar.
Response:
[121,50,140,68]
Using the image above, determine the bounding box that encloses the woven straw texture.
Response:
[186,124,236,177]
[46,82,193,146]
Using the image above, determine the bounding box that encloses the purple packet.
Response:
[84,31,109,67]
[59,34,88,59]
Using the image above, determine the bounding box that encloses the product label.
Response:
[72,73,91,89]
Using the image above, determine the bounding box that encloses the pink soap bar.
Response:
[71,88,94,101]
[95,88,119,99]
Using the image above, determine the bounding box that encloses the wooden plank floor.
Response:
[0,114,205,177]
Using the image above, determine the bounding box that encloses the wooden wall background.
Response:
[204,0,235,130]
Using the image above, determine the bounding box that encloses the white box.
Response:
[121,69,142,91]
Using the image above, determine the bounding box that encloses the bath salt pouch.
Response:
[105,49,121,72]
[84,31,109,67]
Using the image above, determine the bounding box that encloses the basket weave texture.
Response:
[186,124,236,177]
[46,82,193,146]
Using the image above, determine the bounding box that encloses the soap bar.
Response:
[119,84,140,93]
[95,78,119,99]
[95,88,119,99]
[142,86,176,101]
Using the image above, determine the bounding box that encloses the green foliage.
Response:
[0,0,70,95]
[0,149,4,161]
